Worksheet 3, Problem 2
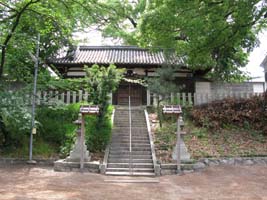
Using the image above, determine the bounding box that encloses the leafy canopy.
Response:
[97,0,267,81]
[0,0,101,80]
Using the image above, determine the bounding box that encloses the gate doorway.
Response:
[113,82,146,106]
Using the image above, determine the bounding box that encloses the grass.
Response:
[149,112,267,163]
[184,121,267,159]
[0,139,58,159]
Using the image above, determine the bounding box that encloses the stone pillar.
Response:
[147,89,151,106]
[108,92,113,105]
[66,114,90,162]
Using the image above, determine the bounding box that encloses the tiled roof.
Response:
[50,46,184,66]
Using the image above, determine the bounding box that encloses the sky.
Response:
[74,29,267,82]
[244,31,267,82]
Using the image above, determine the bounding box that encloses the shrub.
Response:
[85,105,113,152]
[0,103,32,147]
[36,103,113,156]
[190,93,267,134]
[36,103,79,145]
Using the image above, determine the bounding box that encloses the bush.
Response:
[37,103,113,156]
[190,93,267,134]
[0,105,32,147]
[1,100,113,158]
[36,104,79,145]
[85,105,113,152]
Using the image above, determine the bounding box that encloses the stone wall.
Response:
[160,157,267,175]
[54,159,100,173]
[2,157,267,176]
[195,81,265,95]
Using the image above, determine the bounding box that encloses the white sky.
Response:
[244,30,267,82]
[74,29,267,82]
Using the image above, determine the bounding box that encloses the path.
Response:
[0,164,267,200]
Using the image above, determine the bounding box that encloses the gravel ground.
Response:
[0,164,267,200]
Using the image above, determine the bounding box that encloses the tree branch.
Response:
[0,0,41,78]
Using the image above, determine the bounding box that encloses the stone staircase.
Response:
[105,106,155,176]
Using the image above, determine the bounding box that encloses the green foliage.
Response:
[85,105,113,152]
[147,66,179,99]
[36,103,85,157]
[0,87,32,147]
[191,128,208,139]
[36,104,79,145]
[96,0,147,45]
[0,62,122,157]
[95,0,267,81]
[0,0,102,80]
[138,0,267,81]
[83,64,124,117]
[147,66,180,127]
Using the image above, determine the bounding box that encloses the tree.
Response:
[95,0,267,81]
[84,64,125,118]
[140,1,267,81]
[147,66,179,127]
[0,0,100,80]
[89,0,146,45]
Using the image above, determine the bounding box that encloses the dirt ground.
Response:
[0,164,267,200]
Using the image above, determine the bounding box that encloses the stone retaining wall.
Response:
[0,158,55,165]
[1,157,267,176]
[54,159,100,173]
[161,157,267,175]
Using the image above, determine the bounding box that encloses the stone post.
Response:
[66,114,90,162]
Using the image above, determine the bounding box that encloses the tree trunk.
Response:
[0,46,6,78]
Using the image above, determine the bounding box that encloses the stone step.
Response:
[110,142,150,145]
[112,131,148,134]
[110,142,150,146]
[112,131,148,135]
[110,147,152,151]
[112,133,148,137]
[106,168,154,173]
[111,137,149,141]
[114,115,144,117]
[114,125,147,128]
[105,171,155,177]
[106,106,155,176]
[114,118,145,120]
[115,120,145,122]
[108,154,152,159]
[111,139,149,143]
[114,124,146,127]
[110,144,150,148]
[109,151,152,155]
[111,136,149,140]
[113,127,148,131]
[108,158,153,163]
[107,163,154,168]
[115,107,144,114]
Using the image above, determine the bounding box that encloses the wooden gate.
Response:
[116,83,144,106]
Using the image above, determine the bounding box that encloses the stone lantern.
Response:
[66,113,90,162]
